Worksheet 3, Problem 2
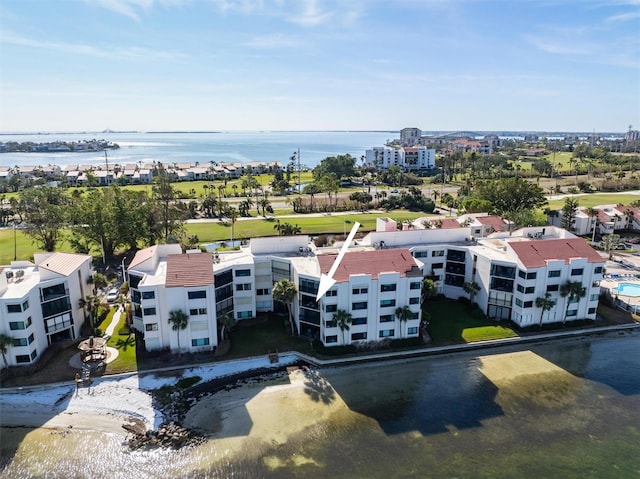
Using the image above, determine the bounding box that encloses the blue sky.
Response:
[1,0,638,133]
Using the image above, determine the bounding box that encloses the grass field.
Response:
[425,299,519,345]
[546,192,640,209]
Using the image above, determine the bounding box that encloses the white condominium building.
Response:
[0,253,93,367]
[365,146,436,172]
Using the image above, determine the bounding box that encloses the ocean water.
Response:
[1,331,639,478]
[0,131,396,169]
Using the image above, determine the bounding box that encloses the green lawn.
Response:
[546,192,640,210]
[425,299,518,345]
[97,308,138,374]
[225,314,312,358]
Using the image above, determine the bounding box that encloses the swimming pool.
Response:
[614,282,640,297]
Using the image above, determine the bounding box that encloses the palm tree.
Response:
[333,309,352,344]
[586,207,599,243]
[463,280,480,303]
[217,313,236,341]
[272,279,298,335]
[0,333,14,369]
[88,273,108,295]
[422,278,438,304]
[559,280,586,325]
[395,305,413,338]
[168,309,189,353]
[227,206,239,246]
[535,293,556,327]
[78,294,101,328]
[600,233,622,260]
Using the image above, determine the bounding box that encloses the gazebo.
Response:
[78,336,107,363]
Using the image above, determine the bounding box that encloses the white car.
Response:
[105,288,120,302]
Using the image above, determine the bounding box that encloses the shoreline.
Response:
[1,326,637,438]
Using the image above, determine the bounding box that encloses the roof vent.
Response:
[5,271,14,281]
[15,270,25,279]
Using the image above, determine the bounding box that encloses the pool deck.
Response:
[601,254,640,312]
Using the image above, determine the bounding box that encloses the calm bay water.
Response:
[1,332,639,478]
[0,131,396,169]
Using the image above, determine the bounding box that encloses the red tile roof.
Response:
[317,249,418,283]
[509,238,603,268]
[429,218,461,229]
[165,253,213,288]
[477,216,507,232]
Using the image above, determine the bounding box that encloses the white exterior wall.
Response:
[319,272,421,346]
[232,264,256,321]
[165,285,217,353]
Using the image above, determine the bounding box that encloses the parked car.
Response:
[105,288,120,302]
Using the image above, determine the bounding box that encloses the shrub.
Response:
[118,326,131,336]
[93,327,103,337]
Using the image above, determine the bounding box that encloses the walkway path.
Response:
[68,308,122,370]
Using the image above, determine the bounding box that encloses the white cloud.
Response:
[242,33,302,48]
[287,0,332,26]
[605,11,640,23]
[0,31,188,60]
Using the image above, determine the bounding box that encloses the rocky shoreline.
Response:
[121,360,308,450]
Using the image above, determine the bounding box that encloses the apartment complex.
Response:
[364,146,436,172]
[547,204,640,237]
[0,253,93,367]
[0,217,606,365]
[123,216,603,354]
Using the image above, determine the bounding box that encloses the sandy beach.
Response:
[0,354,302,435]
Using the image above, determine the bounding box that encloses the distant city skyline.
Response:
[1,0,638,133]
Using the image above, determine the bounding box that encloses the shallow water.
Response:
[2,332,639,479]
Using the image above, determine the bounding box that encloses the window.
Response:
[571,268,583,276]
[352,302,367,310]
[7,304,21,313]
[411,312,419,319]
[28,333,34,344]
[523,301,533,308]
[379,329,395,338]
[525,287,535,294]
[235,269,251,277]
[256,288,269,295]
[237,311,252,319]
[413,251,428,258]
[381,284,396,292]
[13,337,28,347]
[409,297,420,305]
[30,349,37,360]
[189,308,207,315]
[351,332,367,341]
[547,284,559,292]
[142,291,155,300]
[515,298,523,307]
[325,335,338,344]
[352,287,368,295]
[145,323,158,331]
[9,317,31,330]
[432,262,444,269]
[188,290,207,299]
[380,314,394,323]
[325,304,337,313]
[235,283,252,291]
[518,269,526,279]
[588,307,596,314]
[526,272,537,280]
[432,250,445,257]
[326,290,337,297]
[594,266,603,274]
[380,299,396,307]
[352,317,367,325]
[548,270,561,278]
[143,307,156,316]
[325,320,337,328]
[517,284,525,293]
[590,294,599,301]
[191,338,210,346]
[410,282,421,290]
[566,309,577,317]
[22,300,29,311]
[16,354,30,364]
[407,327,418,335]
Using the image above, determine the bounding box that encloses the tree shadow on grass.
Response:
[116,335,136,351]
